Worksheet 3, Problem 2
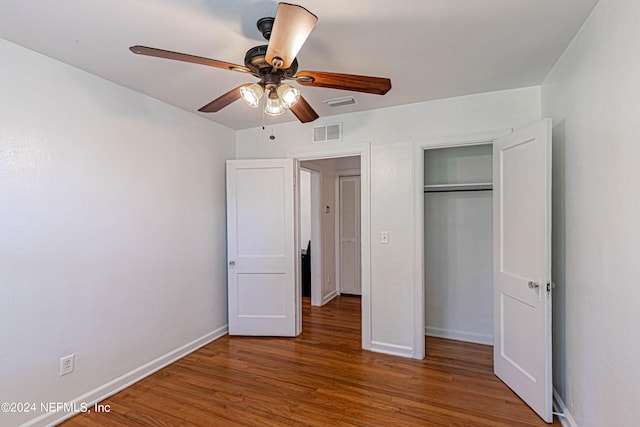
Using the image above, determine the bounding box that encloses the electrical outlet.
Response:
[60,354,74,376]
[381,231,390,244]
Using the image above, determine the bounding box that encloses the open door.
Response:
[226,159,298,336]
[493,118,552,422]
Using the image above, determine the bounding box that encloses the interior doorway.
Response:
[292,143,372,351]
[299,156,361,307]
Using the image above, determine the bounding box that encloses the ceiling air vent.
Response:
[313,123,343,143]
[324,96,357,108]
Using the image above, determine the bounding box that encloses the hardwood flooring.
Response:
[62,296,560,426]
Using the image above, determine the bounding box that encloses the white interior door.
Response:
[339,175,361,295]
[493,118,552,422]
[226,159,298,336]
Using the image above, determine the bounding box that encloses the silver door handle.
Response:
[528,281,539,289]
[229,261,235,267]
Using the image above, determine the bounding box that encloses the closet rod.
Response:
[423,182,493,193]
[424,188,493,193]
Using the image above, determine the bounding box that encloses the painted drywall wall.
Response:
[542,0,640,425]
[0,39,235,426]
[333,156,361,171]
[299,169,312,249]
[423,145,493,345]
[236,87,540,159]
[237,87,540,356]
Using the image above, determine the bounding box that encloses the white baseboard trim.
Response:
[322,290,338,305]
[24,325,228,427]
[553,388,578,427]
[370,340,413,358]
[425,326,493,346]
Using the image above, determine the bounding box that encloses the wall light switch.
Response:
[60,354,75,376]
[380,231,389,244]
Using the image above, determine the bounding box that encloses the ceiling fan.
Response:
[129,2,391,124]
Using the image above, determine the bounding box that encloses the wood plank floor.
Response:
[62,296,560,426]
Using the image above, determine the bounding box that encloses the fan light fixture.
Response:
[241,83,300,116]
[240,83,264,107]
[277,84,301,108]
[265,90,286,116]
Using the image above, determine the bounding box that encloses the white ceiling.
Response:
[0,0,598,130]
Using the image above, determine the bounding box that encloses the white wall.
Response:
[299,169,312,250]
[237,86,540,356]
[542,0,640,425]
[0,39,235,426]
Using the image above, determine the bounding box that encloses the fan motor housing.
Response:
[244,45,297,78]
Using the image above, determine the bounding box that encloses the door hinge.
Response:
[547,282,555,293]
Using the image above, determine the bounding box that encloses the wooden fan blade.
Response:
[289,96,319,123]
[129,45,251,73]
[266,3,317,69]
[198,85,250,113]
[296,71,391,95]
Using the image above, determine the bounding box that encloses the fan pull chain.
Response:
[260,97,276,140]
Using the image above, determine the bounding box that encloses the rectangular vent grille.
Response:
[325,96,356,108]
[313,123,342,143]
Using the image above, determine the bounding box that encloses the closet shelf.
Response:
[423,182,493,193]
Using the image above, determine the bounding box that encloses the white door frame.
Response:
[335,169,362,295]
[289,144,372,351]
[300,164,323,307]
[412,130,510,359]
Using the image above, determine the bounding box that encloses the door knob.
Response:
[528,281,539,289]
[229,261,235,266]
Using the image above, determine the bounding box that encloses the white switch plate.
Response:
[380,231,389,244]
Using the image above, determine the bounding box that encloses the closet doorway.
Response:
[416,119,553,422]
[423,144,494,345]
